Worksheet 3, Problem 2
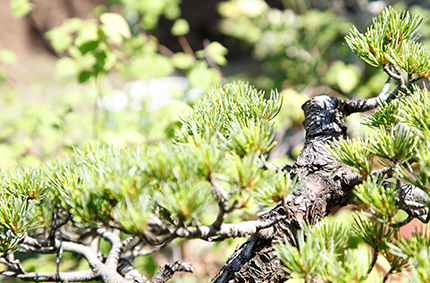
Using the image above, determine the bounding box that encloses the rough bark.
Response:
[210,93,429,283]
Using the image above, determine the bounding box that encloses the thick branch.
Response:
[343,78,399,114]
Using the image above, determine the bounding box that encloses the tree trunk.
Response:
[210,95,369,283]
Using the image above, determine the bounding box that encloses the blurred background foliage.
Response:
[2,0,430,282]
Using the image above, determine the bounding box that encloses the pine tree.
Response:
[1,6,430,283]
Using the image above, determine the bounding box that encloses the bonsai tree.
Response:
[1,6,430,283]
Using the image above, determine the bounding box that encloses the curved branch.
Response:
[97,228,123,268]
[0,269,97,282]
[21,237,102,269]
[149,261,193,283]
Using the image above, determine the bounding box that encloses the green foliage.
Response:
[252,171,295,206]
[108,0,181,30]
[0,168,45,256]
[362,100,400,129]
[45,15,130,83]
[177,82,281,157]
[218,0,352,91]
[44,8,226,90]
[323,61,361,94]
[392,229,430,282]
[0,81,287,253]
[399,86,430,137]
[275,219,370,282]
[196,42,229,66]
[3,1,430,282]
[368,126,418,164]
[10,0,33,19]
[355,177,399,220]
[346,6,430,78]
[171,19,190,36]
[327,135,373,177]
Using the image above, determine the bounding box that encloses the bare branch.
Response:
[21,236,102,270]
[371,166,395,178]
[260,156,292,172]
[0,257,25,274]
[367,248,379,276]
[150,261,193,283]
[343,82,399,115]
[117,258,148,281]
[383,265,396,283]
[383,64,402,81]
[0,269,97,282]
[393,183,430,223]
[97,228,123,268]
[178,36,196,58]
[49,208,72,239]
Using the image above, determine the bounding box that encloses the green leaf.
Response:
[100,13,131,39]
[337,64,360,93]
[204,41,229,66]
[129,54,174,80]
[75,25,100,46]
[78,40,100,55]
[78,70,92,83]
[171,52,195,69]
[367,126,418,163]
[55,57,79,78]
[171,18,190,36]
[45,28,73,53]
[0,49,17,65]
[188,62,222,89]
[10,0,33,19]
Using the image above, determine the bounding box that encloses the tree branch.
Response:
[0,269,97,282]
[97,228,123,268]
[149,261,193,283]
[21,236,102,269]
[394,183,430,223]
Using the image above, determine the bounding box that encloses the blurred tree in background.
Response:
[1,1,430,282]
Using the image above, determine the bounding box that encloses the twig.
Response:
[178,36,196,58]
[49,209,72,239]
[133,242,168,257]
[260,155,285,171]
[383,64,402,81]
[390,215,414,228]
[371,166,395,178]
[145,32,175,58]
[367,248,379,275]
[383,266,396,283]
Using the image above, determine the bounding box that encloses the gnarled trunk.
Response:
[210,95,388,283]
